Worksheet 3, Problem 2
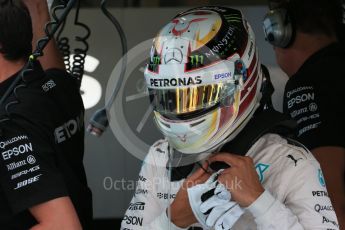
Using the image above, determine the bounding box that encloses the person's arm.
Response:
[208,153,340,229]
[121,169,194,230]
[283,62,345,228]
[169,162,210,228]
[247,159,339,230]
[121,140,210,229]
[30,197,81,230]
[23,0,65,70]
[121,141,180,230]
[0,121,83,229]
[121,164,168,230]
[312,146,345,229]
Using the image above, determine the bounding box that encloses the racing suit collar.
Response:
[169,109,296,181]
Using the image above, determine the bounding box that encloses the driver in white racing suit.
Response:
[121,6,339,230]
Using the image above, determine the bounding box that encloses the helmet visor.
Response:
[148,81,238,119]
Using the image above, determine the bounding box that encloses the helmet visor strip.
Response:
[148,79,239,119]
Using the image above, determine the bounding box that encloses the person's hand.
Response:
[208,153,264,207]
[21,0,48,10]
[169,162,211,228]
[21,0,65,70]
[195,181,244,229]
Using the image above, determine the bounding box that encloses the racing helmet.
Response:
[144,6,263,154]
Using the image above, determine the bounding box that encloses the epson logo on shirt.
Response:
[2,143,33,161]
[54,113,84,144]
[150,76,202,87]
[123,215,143,226]
[288,93,315,109]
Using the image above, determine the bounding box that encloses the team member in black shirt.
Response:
[263,0,345,227]
[0,0,92,229]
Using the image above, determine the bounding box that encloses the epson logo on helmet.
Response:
[150,76,202,87]
[214,72,232,80]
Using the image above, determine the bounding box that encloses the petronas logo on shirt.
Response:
[255,163,270,183]
[318,169,326,187]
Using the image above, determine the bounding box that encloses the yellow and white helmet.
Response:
[145,6,263,154]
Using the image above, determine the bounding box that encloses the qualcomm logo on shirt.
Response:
[255,163,270,183]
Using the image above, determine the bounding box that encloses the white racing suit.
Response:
[121,134,339,230]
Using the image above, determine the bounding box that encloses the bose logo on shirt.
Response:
[2,143,33,161]
[14,174,42,190]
